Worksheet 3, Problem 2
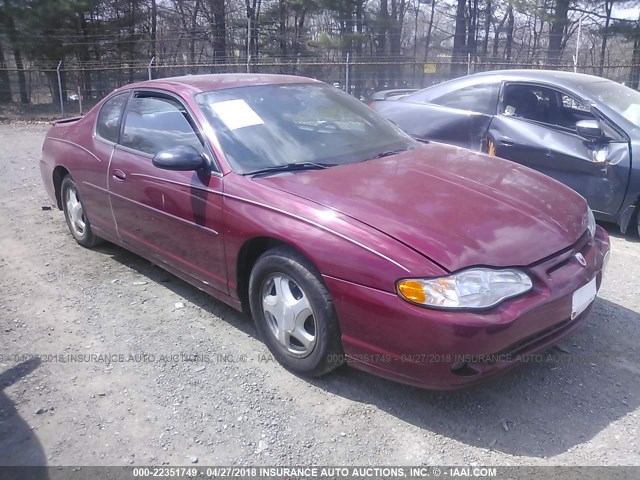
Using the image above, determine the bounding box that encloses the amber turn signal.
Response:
[397,280,427,304]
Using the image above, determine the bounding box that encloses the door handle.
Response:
[112,169,126,181]
[497,137,515,146]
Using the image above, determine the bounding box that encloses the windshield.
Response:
[578,80,640,128]
[196,83,416,174]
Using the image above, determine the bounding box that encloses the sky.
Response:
[613,5,640,21]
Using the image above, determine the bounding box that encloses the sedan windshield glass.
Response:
[196,83,416,174]
[578,80,640,128]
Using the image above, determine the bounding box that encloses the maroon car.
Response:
[40,74,610,390]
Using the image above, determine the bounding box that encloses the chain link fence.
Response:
[1,56,639,119]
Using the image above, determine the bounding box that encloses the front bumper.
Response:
[324,226,610,390]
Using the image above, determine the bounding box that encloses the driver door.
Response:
[109,91,228,294]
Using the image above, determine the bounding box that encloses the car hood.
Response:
[256,144,588,272]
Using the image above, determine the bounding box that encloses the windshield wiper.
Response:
[370,146,415,160]
[247,162,338,176]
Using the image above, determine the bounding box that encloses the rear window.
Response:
[96,93,128,143]
[431,83,500,115]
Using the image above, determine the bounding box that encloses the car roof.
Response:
[401,69,616,106]
[116,73,321,95]
[460,69,609,89]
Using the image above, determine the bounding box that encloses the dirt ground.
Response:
[0,124,639,467]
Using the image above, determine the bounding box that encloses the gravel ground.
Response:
[0,124,639,467]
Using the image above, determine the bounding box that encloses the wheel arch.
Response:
[52,166,70,210]
[235,236,322,312]
[618,196,640,235]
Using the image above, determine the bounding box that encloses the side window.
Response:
[502,85,553,123]
[559,93,596,130]
[121,95,205,156]
[561,94,590,112]
[502,84,596,130]
[96,93,128,143]
[431,83,500,115]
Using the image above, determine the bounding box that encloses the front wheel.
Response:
[248,246,343,376]
[61,176,102,248]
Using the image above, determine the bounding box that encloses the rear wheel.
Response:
[249,246,343,376]
[61,176,102,248]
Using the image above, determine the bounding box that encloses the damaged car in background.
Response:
[371,70,640,236]
[41,74,609,390]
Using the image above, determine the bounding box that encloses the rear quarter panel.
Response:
[42,106,115,236]
[374,101,492,151]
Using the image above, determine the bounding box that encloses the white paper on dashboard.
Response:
[210,99,264,130]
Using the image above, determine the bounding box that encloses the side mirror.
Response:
[576,120,602,140]
[152,145,206,171]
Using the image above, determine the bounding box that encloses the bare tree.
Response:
[209,0,227,61]
[0,0,29,103]
[424,0,436,61]
[599,0,613,75]
[452,0,467,74]
[0,41,12,103]
[547,0,570,64]
[504,0,513,61]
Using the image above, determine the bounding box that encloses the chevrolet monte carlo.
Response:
[40,74,610,390]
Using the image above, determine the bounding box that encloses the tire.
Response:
[249,246,343,376]
[60,175,103,248]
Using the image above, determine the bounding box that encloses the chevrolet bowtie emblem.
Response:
[575,252,587,267]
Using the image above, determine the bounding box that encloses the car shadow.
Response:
[96,242,639,459]
[600,220,639,243]
[309,296,640,458]
[93,243,257,338]
[0,358,50,478]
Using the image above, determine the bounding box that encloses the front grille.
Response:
[543,231,590,277]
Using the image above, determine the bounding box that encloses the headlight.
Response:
[397,268,533,310]
[587,207,596,237]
